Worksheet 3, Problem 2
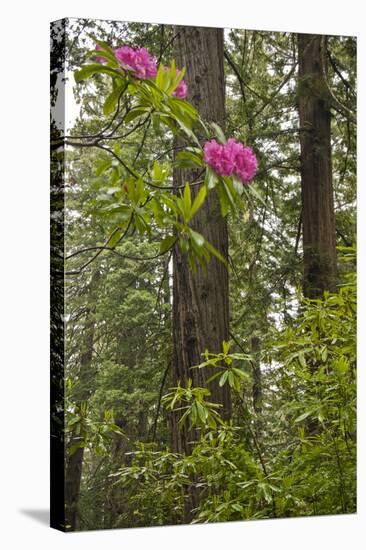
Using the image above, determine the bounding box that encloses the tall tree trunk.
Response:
[65,271,99,531]
[172,26,230,453]
[297,34,337,298]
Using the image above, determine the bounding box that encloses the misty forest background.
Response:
[50,20,356,531]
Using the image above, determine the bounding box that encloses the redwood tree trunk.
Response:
[297,34,337,298]
[172,26,230,457]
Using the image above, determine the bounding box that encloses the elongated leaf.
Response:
[219,371,229,387]
[189,228,205,247]
[88,49,118,66]
[160,235,177,254]
[211,122,226,144]
[107,228,125,249]
[124,107,150,124]
[183,183,192,219]
[204,239,228,266]
[190,186,207,219]
[232,368,250,380]
[95,159,111,176]
[298,352,307,368]
[196,401,208,424]
[294,411,312,423]
[103,86,124,116]
[74,64,118,82]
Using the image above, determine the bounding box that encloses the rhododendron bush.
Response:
[72,40,259,269]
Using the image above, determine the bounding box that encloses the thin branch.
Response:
[320,37,356,124]
[158,31,181,63]
[249,62,297,123]
[327,48,356,97]
[65,237,175,276]
[65,140,204,191]
[224,49,265,101]
[151,360,171,443]
[65,219,133,275]
[294,213,302,256]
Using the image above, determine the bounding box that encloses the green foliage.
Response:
[66,397,125,457]
[193,340,251,391]
[163,379,224,431]
[71,41,261,271]
[112,269,356,524]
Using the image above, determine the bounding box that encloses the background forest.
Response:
[50,18,356,531]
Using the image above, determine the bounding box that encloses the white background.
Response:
[0,1,364,548]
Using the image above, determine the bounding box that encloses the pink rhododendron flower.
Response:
[114,46,157,79]
[204,139,232,176]
[203,139,236,177]
[233,143,258,183]
[95,44,108,64]
[172,78,188,99]
[203,138,257,183]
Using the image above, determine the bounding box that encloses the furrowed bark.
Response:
[297,34,337,298]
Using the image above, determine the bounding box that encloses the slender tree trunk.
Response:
[172,27,230,461]
[297,34,337,298]
[65,271,99,530]
[105,415,131,528]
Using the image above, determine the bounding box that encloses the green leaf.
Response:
[232,175,244,196]
[68,416,81,427]
[95,159,111,176]
[160,235,177,254]
[298,352,307,368]
[88,48,118,66]
[227,371,235,388]
[152,161,163,181]
[207,415,217,429]
[223,340,231,354]
[103,86,124,116]
[190,403,197,425]
[246,183,267,208]
[232,368,249,380]
[204,239,228,266]
[189,229,205,248]
[107,228,125,249]
[179,238,190,254]
[232,503,243,513]
[183,183,192,219]
[74,64,117,82]
[205,166,218,190]
[190,186,207,219]
[294,411,312,423]
[69,441,86,456]
[124,107,150,124]
[94,39,116,57]
[155,63,167,90]
[175,150,203,169]
[196,401,208,424]
[219,371,229,387]
[211,122,226,144]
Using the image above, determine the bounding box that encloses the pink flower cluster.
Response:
[95,43,188,95]
[114,46,158,79]
[203,138,257,183]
